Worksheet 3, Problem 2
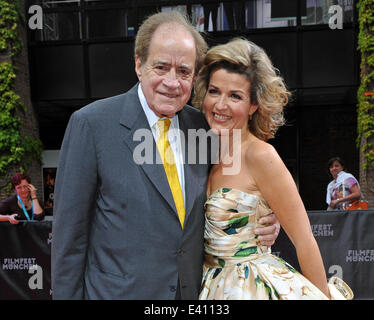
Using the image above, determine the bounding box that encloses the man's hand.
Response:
[254,213,280,247]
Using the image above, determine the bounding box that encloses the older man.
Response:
[51,11,279,300]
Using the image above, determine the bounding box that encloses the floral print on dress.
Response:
[199,188,329,300]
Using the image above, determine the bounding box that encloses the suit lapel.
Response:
[178,108,201,225]
[120,85,178,216]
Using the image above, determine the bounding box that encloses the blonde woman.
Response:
[193,38,352,300]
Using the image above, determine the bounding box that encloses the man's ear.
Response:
[135,55,142,81]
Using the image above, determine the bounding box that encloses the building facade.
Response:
[24,0,364,210]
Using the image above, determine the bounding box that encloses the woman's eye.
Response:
[208,89,218,94]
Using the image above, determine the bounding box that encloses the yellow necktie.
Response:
[156,119,185,228]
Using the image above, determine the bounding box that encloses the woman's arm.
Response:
[330,183,361,209]
[0,199,19,224]
[326,183,332,207]
[0,214,19,224]
[28,184,44,215]
[249,143,330,298]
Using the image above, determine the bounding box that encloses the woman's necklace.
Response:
[19,198,31,209]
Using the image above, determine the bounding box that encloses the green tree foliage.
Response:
[357,0,374,169]
[0,0,43,190]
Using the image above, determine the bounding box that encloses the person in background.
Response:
[326,157,361,210]
[0,173,44,224]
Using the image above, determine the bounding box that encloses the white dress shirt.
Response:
[137,84,186,203]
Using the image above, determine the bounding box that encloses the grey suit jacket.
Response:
[51,84,211,299]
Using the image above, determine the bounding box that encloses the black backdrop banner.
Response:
[0,211,373,300]
[273,210,374,300]
[0,221,52,300]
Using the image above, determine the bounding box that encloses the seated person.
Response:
[0,173,44,224]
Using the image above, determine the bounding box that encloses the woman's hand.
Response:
[8,214,19,224]
[330,199,339,208]
[28,184,37,198]
[28,184,44,216]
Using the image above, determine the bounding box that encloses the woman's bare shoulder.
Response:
[245,138,279,166]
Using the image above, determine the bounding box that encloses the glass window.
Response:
[37,11,81,41]
[34,45,86,99]
[246,32,298,88]
[161,5,188,15]
[137,6,160,30]
[89,42,138,98]
[84,0,124,5]
[191,4,205,31]
[245,0,256,29]
[246,0,303,29]
[245,0,352,29]
[302,0,353,26]
[269,105,298,183]
[191,2,235,32]
[222,2,243,31]
[36,0,81,8]
[86,9,135,38]
[302,29,355,87]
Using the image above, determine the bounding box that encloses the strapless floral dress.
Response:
[199,188,329,300]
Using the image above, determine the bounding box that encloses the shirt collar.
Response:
[138,83,179,129]
[138,84,159,130]
[137,83,179,130]
[336,171,346,181]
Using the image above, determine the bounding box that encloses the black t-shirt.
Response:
[0,194,44,221]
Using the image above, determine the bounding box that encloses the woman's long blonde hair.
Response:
[193,38,291,141]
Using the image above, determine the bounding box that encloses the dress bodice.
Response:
[203,188,273,268]
[200,188,350,300]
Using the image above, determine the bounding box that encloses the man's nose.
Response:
[163,70,180,88]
